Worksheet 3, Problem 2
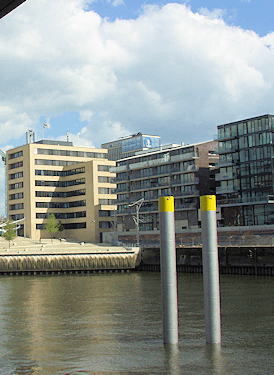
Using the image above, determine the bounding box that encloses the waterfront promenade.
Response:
[0,237,140,274]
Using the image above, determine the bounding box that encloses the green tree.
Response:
[46,214,59,243]
[2,221,17,248]
[58,220,64,232]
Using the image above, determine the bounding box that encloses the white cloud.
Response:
[57,126,95,147]
[198,7,226,19]
[112,0,124,6]
[1,0,273,146]
[1,1,274,213]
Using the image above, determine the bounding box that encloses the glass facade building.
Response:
[112,141,218,234]
[216,114,274,226]
[102,133,161,161]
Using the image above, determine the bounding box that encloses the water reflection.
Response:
[164,344,181,374]
[205,343,225,375]
[0,273,273,374]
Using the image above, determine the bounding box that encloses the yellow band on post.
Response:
[159,196,174,212]
[200,195,216,211]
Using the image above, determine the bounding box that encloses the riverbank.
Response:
[0,237,140,275]
[140,246,274,275]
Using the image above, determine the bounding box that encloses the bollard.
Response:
[200,195,221,344]
[159,196,178,345]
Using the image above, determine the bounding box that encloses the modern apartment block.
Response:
[111,141,218,238]
[216,114,274,227]
[6,139,116,242]
[101,133,161,161]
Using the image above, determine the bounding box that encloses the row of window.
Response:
[9,171,23,180]
[9,151,23,159]
[36,148,106,159]
[99,210,113,217]
[98,176,116,183]
[36,200,86,208]
[35,167,85,176]
[36,222,87,230]
[35,159,80,167]
[98,165,112,172]
[10,182,23,190]
[35,189,86,198]
[36,211,86,219]
[99,199,117,205]
[10,203,24,210]
[9,192,24,200]
[98,187,116,194]
[240,160,272,176]
[218,116,272,139]
[35,179,85,187]
[99,221,112,228]
[10,214,24,220]
[239,147,272,162]
[9,161,23,169]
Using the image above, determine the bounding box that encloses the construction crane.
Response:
[0,150,7,218]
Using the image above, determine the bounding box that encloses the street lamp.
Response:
[129,198,144,247]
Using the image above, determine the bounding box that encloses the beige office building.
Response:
[6,140,116,243]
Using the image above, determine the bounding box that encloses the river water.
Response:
[0,272,273,374]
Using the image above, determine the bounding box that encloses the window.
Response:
[9,151,23,159]
[36,211,86,219]
[99,221,112,228]
[9,182,23,190]
[35,189,85,198]
[37,149,106,159]
[9,172,23,180]
[35,159,79,166]
[9,192,23,200]
[99,210,111,217]
[36,222,87,230]
[11,214,24,220]
[98,176,115,183]
[35,179,85,187]
[36,200,86,208]
[99,187,116,194]
[10,203,24,210]
[99,199,116,205]
[98,165,110,171]
[9,161,23,169]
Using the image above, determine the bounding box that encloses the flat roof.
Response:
[0,0,26,19]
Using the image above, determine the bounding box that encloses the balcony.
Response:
[218,145,238,154]
[175,203,197,210]
[216,185,239,194]
[215,172,236,181]
[116,186,129,193]
[129,155,170,170]
[115,175,130,183]
[110,164,128,173]
[216,159,236,167]
[171,177,199,186]
[170,152,198,163]
[172,190,199,197]
[216,131,238,141]
[218,195,273,206]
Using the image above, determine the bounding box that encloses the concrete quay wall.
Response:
[140,246,274,276]
[0,238,140,275]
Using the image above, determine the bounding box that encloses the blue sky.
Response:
[89,0,274,37]
[0,0,274,213]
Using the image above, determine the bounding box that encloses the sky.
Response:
[1,0,274,214]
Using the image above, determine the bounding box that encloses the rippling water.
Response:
[0,272,273,374]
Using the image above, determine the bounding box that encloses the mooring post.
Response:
[200,195,221,344]
[159,196,178,345]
